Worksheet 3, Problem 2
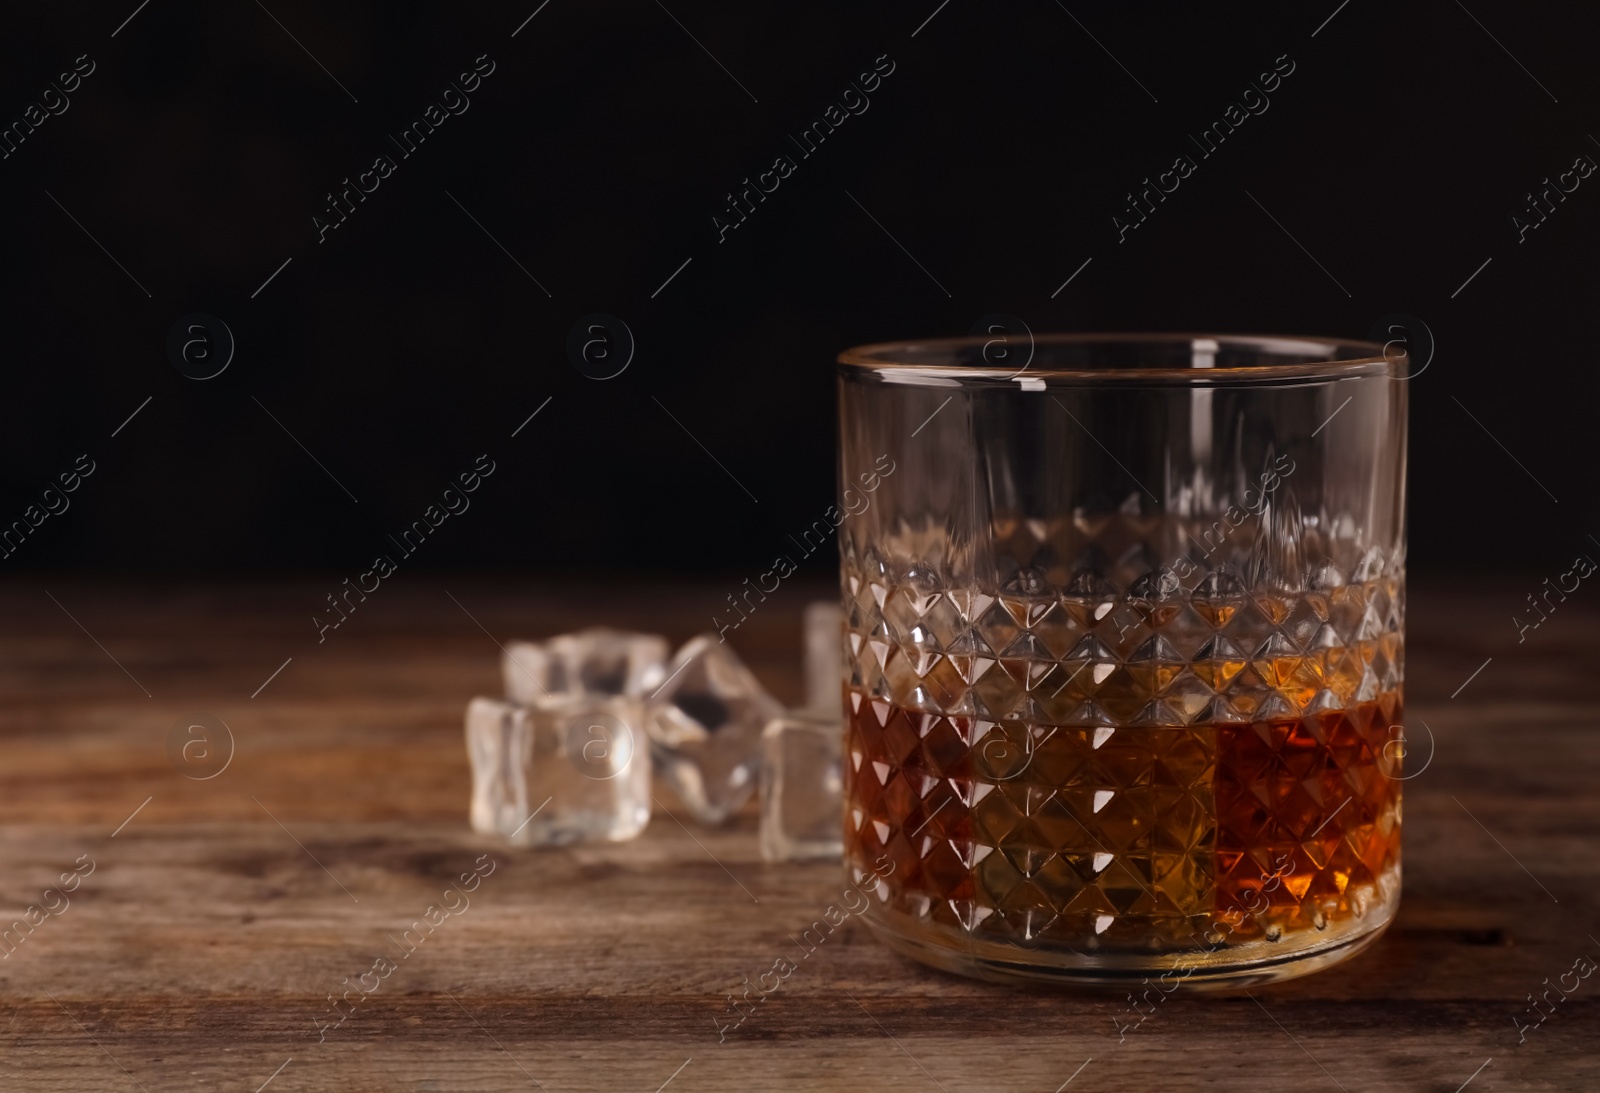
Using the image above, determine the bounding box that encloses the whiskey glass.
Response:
[836,334,1406,988]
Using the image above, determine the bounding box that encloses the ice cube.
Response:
[646,634,782,825]
[803,600,843,715]
[502,628,669,706]
[465,694,650,846]
[760,711,843,862]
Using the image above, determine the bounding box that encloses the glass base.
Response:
[860,885,1399,992]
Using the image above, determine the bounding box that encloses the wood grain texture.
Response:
[0,577,1596,1092]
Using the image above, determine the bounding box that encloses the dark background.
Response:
[3,0,1594,579]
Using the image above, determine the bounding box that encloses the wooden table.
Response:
[1,578,1595,1092]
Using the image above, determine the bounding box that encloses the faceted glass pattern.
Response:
[1214,695,1402,937]
[841,532,1403,959]
[760,712,844,863]
[648,634,783,825]
[466,695,650,846]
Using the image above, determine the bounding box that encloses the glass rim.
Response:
[837,332,1399,386]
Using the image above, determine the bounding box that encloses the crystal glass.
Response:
[836,334,1406,988]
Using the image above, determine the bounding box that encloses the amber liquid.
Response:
[844,687,1402,952]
